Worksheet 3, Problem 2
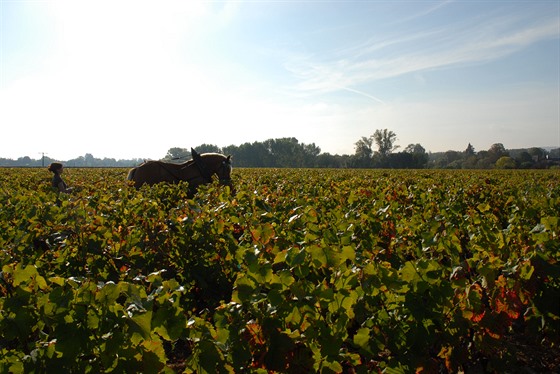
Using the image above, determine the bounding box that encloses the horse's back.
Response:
[128,160,182,188]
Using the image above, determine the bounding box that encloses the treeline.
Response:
[165,136,559,170]
[429,143,560,169]
[165,138,351,168]
[163,137,429,169]
[0,154,143,168]
[2,132,559,169]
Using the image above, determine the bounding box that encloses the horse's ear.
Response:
[227,155,231,162]
[192,148,204,166]
[191,148,200,159]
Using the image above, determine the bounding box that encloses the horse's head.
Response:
[191,148,233,191]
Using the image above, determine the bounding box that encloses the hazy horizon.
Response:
[2,140,558,163]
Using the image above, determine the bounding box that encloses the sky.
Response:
[1,0,559,161]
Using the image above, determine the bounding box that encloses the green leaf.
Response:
[400,261,418,283]
[251,223,276,244]
[477,203,490,212]
[353,327,370,349]
[191,340,223,373]
[140,339,166,373]
[273,250,287,264]
[308,245,327,268]
[321,359,343,373]
[97,281,120,304]
[280,269,295,285]
[87,309,100,329]
[322,229,338,244]
[286,306,303,326]
[248,262,273,283]
[48,276,65,286]
[13,264,38,286]
[127,309,153,341]
[518,262,534,281]
[232,275,256,303]
[541,216,558,231]
[341,246,355,262]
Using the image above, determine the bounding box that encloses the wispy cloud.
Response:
[336,85,386,104]
[287,11,560,98]
[390,0,455,25]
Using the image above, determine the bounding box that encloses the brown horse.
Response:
[127,148,233,193]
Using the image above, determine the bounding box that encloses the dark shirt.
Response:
[52,174,67,191]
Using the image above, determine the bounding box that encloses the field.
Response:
[1,167,559,373]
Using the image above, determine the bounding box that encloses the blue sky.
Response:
[1,0,559,161]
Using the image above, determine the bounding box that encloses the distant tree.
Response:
[165,147,190,161]
[101,158,117,167]
[403,143,428,168]
[515,151,534,168]
[222,138,322,167]
[18,156,33,166]
[463,155,479,169]
[487,143,508,164]
[445,150,462,164]
[224,142,272,167]
[465,143,475,156]
[549,148,560,159]
[316,153,344,168]
[354,136,373,167]
[303,143,321,158]
[372,129,399,158]
[252,142,274,166]
[404,143,424,154]
[386,153,414,168]
[527,147,545,161]
[495,156,516,169]
[447,160,464,169]
[265,138,301,167]
[222,144,243,166]
[165,145,221,162]
[196,144,222,154]
[84,153,95,167]
[474,150,493,169]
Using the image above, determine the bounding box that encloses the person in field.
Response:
[48,162,73,193]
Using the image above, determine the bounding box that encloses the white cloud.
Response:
[287,13,560,96]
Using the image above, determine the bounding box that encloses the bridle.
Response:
[216,158,233,185]
[182,155,232,186]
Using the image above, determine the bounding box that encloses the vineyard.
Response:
[1,167,559,373]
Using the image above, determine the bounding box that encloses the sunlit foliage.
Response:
[1,168,559,372]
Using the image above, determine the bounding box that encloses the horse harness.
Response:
[156,156,231,186]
